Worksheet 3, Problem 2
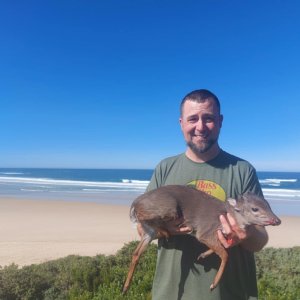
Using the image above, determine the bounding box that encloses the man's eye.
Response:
[204,117,214,123]
[188,118,198,123]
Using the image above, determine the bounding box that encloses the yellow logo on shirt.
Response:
[187,180,226,202]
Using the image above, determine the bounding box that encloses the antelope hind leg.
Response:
[122,233,152,294]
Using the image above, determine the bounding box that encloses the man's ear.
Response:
[219,114,224,128]
[179,117,183,130]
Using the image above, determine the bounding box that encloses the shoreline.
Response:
[0,197,299,267]
[0,197,139,267]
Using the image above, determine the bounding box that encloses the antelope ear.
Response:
[227,198,237,207]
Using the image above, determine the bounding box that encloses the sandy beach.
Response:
[0,197,299,267]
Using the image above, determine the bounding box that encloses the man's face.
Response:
[179,99,223,156]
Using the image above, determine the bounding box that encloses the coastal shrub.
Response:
[255,246,300,300]
[0,263,52,300]
[0,241,156,300]
[0,244,299,300]
[92,241,156,300]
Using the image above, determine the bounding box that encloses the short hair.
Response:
[180,89,221,116]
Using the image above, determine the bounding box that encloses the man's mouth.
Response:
[193,134,208,140]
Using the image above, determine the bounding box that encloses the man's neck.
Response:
[185,145,221,163]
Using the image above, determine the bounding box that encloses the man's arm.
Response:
[222,164,269,251]
[240,225,268,252]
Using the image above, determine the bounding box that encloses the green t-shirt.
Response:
[147,150,262,300]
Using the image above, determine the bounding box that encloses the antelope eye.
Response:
[252,207,259,212]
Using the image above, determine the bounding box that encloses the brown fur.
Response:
[123,185,281,293]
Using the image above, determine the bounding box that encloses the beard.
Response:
[187,137,218,156]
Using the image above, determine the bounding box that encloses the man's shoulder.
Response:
[218,150,256,171]
[159,153,184,166]
[152,153,186,179]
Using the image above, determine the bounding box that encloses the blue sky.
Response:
[1,1,300,171]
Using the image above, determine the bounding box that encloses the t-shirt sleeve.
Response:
[146,162,163,192]
[146,164,162,192]
[242,165,263,197]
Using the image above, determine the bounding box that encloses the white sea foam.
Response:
[262,188,300,201]
[122,179,149,185]
[0,172,24,175]
[0,176,149,190]
[20,188,47,192]
[1,176,300,204]
[82,188,143,193]
[259,178,297,185]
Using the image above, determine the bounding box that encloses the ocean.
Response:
[0,168,300,216]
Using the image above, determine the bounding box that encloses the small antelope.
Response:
[123,185,281,293]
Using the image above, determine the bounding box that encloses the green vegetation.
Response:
[0,244,299,299]
[255,247,300,300]
[0,242,156,300]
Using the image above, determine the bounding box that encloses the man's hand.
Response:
[217,213,268,251]
[217,213,247,248]
[165,217,193,235]
[137,217,193,238]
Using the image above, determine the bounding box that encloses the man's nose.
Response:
[195,119,206,132]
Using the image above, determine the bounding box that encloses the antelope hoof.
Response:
[197,253,205,260]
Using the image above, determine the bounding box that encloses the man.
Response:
[146,89,268,300]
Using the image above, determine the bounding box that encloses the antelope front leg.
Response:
[209,245,228,291]
[122,233,152,294]
[197,248,214,260]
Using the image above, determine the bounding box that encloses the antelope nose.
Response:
[272,217,281,226]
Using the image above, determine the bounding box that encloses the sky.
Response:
[1,0,300,171]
